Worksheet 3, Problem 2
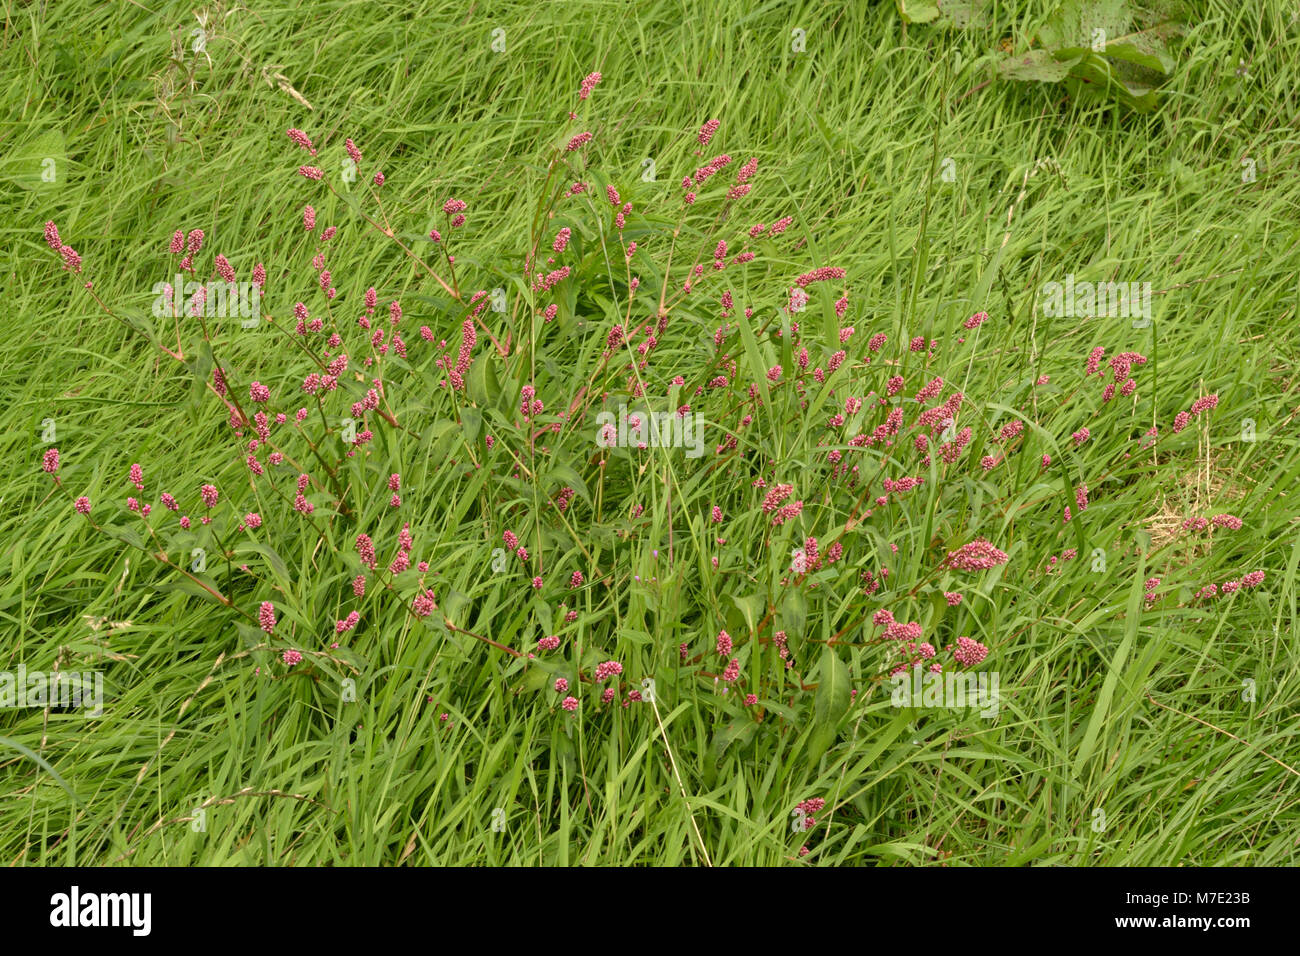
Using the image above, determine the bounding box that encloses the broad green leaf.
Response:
[467,350,501,409]
[998,49,1080,83]
[546,462,592,508]
[896,0,940,24]
[806,646,851,765]
[781,588,807,638]
[731,592,766,636]
[461,406,482,444]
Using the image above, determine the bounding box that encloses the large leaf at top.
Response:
[896,0,940,23]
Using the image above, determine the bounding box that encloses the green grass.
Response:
[3,0,1299,865]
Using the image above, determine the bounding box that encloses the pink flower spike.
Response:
[286,128,316,155]
[565,132,593,152]
[945,539,1009,572]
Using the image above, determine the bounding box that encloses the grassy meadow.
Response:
[3,0,1299,865]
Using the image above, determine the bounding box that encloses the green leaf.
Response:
[154,577,228,607]
[896,0,940,24]
[619,628,654,647]
[101,523,146,550]
[703,720,757,787]
[467,351,501,409]
[780,588,807,638]
[517,661,568,694]
[189,340,214,410]
[233,542,291,586]
[546,462,592,508]
[937,0,988,29]
[460,407,482,444]
[235,621,267,647]
[806,646,851,764]
[121,310,160,350]
[191,339,214,382]
[731,592,766,636]
[1103,40,1175,76]
[442,587,472,629]
[998,49,1081,83]
[420,418,461,457]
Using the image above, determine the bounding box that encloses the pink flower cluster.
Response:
[945,539,1009,571]
[761,483,793,512]
[1197,571,1265,600]
[795,266,846,288]
[412,589,436,618]
[690,153,733,188]
[1172,394,1219,434]
[1185,513,1242,533]
[794,797,826,830]
[594,660,623,681]
[951,636,989,667]
[43,221,82,273]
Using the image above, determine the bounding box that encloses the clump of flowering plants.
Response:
[38,74,1265,859]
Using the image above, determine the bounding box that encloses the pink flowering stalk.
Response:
[945,539,1009,571]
